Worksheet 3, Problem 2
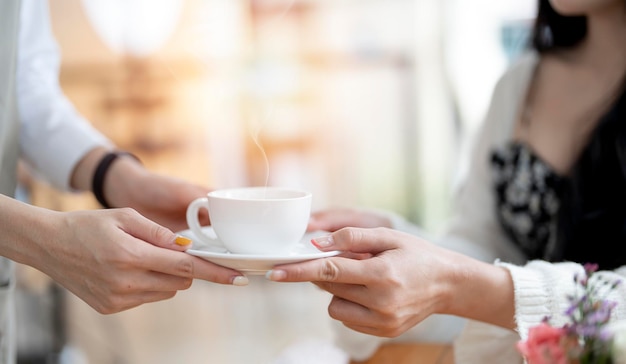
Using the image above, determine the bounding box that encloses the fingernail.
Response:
[311,235,333,248]
[265,269,286,281]
[175,236,193,246]
[232,276,249,286]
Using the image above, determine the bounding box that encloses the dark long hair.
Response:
[531,0,587,52]
[528,0,626,269]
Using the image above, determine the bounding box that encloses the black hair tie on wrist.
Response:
[92,151,140,209]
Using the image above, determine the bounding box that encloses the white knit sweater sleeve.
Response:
[497,260,626,340]
[453,263,626,364]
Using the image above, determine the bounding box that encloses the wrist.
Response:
[70,147,110,191]
[93,151,143,208]
[439,253,516,330]
[0,194,59,267]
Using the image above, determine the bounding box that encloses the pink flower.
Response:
[517,323,571,364]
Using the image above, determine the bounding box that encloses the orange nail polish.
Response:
[175,236,192,246]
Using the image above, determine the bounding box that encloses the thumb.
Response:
[267,227,402,283]
[120,209,192,251]
[312,227,401,255]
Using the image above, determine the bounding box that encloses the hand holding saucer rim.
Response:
[177,227,340,274]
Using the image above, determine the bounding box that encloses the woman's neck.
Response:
[572,5,626,72]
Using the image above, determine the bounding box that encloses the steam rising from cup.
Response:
[249,105,274,189]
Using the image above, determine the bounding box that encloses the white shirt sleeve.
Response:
[17,0,111,191]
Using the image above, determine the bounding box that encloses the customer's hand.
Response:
[267,228,449,337]
[267,227,515,337]
[24,207,246,314]
[308,208,392,232]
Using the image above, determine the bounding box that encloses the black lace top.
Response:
[489,99,626,270]
[491,142,565,260]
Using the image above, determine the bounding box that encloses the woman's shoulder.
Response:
[493,51,539,95]
[478,51,539,144]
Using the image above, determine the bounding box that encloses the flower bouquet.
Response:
[517,264,623,364]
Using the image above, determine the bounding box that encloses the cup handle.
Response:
[186,197,217,245]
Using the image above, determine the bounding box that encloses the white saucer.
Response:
[178,227,340,275]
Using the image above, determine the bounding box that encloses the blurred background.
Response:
[16,0,535,363]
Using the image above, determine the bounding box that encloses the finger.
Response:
[175,183,211,225]
[137,244,248,286]
[311,227,403,255]
[337,251,373,260]
[116,208,189,252]
[107,270,194,294]
[313,281,370,307]
[188,255,249,286]
[308,210,357,232]
[344,320,417,338]
[196,208,211,227]
[313,281,397,325]
[267,255,378,284]
[307,215,336,232]
[327,296,404,338]
[327,295,376,327]
[342,323,383,337]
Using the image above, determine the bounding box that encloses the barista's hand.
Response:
[22,206,247,314]
[103,156,211,232]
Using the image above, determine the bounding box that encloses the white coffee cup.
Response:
[186,187,312,255]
